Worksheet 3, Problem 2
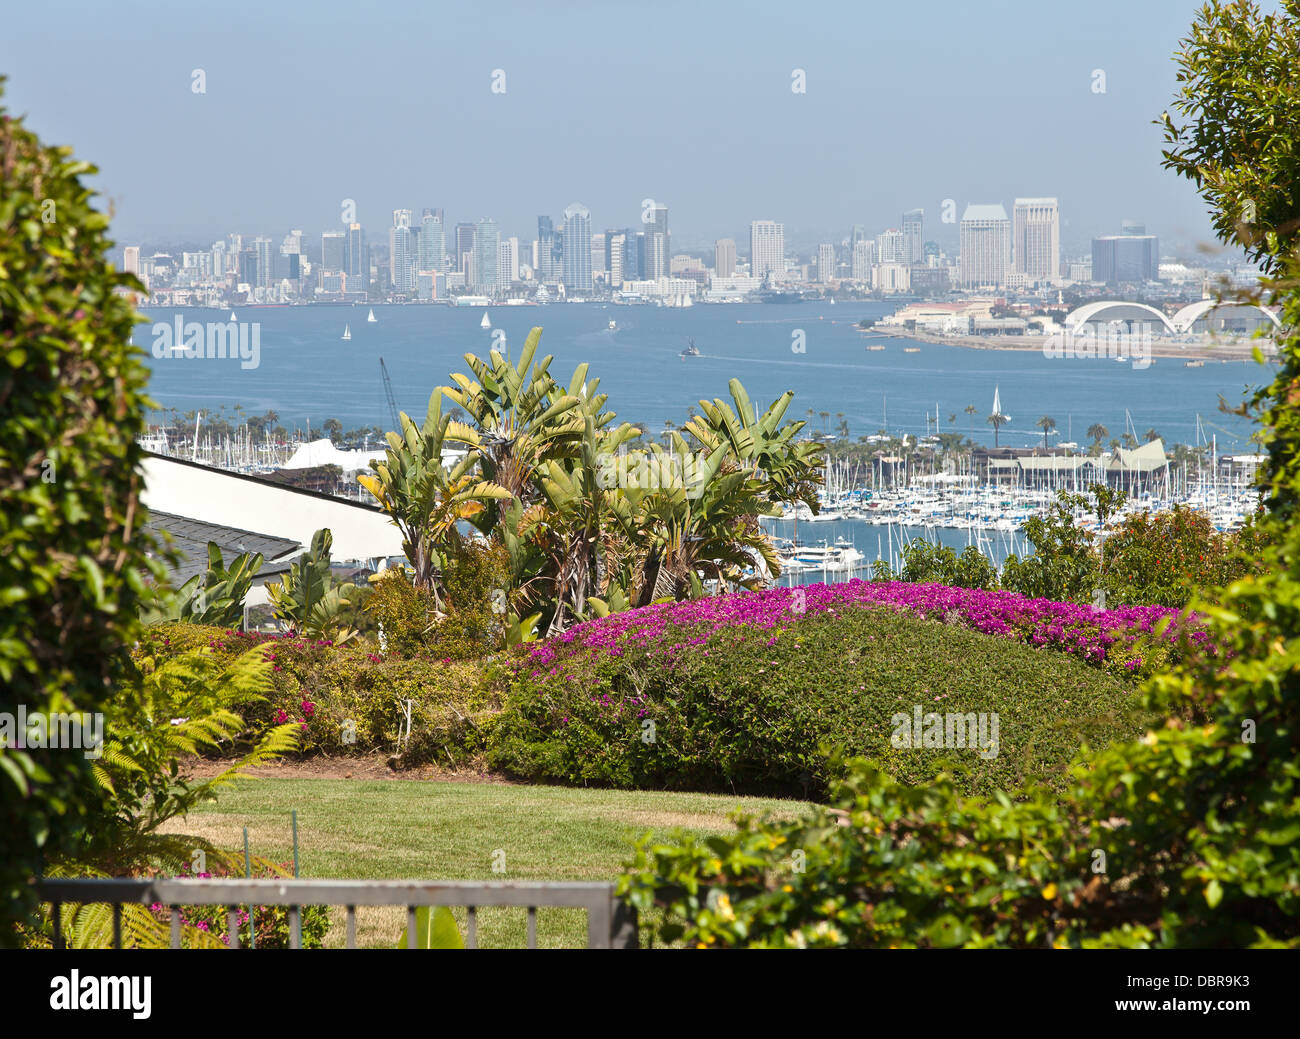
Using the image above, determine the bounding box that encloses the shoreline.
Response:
[869,326,1274,363]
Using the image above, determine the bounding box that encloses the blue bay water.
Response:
[135,301,1264,452]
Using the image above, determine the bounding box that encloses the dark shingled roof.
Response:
[144,511,302,584]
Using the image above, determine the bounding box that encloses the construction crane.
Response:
[379,357,401,432]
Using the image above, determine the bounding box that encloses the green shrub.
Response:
[366,537,508,660]
[135,626,506,768]
[488,605,1148,799]
[0,80,156,944]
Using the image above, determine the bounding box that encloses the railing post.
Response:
[610,898,639,949]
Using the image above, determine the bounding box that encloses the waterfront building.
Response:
[1013,198,1060,285]
[959,204,1012,290]
[750,220,785,283]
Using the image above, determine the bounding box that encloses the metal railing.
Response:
[37,878,639,949]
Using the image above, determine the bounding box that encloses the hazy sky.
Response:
[0,0,1239,259]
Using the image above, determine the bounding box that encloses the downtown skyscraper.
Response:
[642,202,669,281]
[472,218,500,293]
[749,220,785,283]
[1013,198,1060,284]
[389,209,416,295]
[959,203,1011,290]
[562,203,593,294]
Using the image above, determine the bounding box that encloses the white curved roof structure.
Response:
[1169,299,1280,334]
[1064,301,1174,333]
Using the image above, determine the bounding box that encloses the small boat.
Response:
[367,308,377,323]
[481,310,491,330]
[342,324,351,341]
[903,346,920,353]
[680,338,700,360]
[608,319,617,331]
[867,344,886,352]
[1185,359,1204,368]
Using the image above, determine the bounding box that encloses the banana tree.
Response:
[509,410,642,635]
[357,392,512,607]
[683,379,825,513]
[439,328,602,525]
[139,543,264,628]
[626,436,781,606]
[265,528,360,642]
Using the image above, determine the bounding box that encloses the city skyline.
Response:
[0,0,1233,256]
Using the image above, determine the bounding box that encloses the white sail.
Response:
[481,310,491,329]
[367,308,377,323]
[342,324,351,340]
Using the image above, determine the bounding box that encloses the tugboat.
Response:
[680,337,701,360]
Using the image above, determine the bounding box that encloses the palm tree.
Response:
[1037,415,1056,451]
[987,411,1009,448]
[964,404,977,439]
[1086,423,1109,450]
[1144,428,1161,443]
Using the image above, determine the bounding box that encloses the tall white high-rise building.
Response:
[644,203,669,280]
[851,239,875,282]
[876,229,906,264]
[1013,198,1060,284]
[959,204,1012,290]
[750,220,785,283]
[817,243,836,283]
[390,209,416,294]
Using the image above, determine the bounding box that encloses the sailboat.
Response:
[228,311,237,321]
[342,323,351,341]
[367,308,377,323]
[992,385,1011,422]
[480,310,491,330]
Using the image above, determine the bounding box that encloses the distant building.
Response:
[1092,228,1159,284]
[389,210,416,295]
[873,262,912,294]
[455,223,476,276]
[750,220,785,283]
[959,204,1011,290]
[643,203,669,281]
[902,210,924,264]
[420,210,446,272]
[472,218,500,294]
[876,229,905,264]
[562,203,593,294]
[714,238,736,277]
[1013,198,1060,285]
[321,232,345,273]
[344,224,367,282]
[816,243,836,283]
[851,240,875,282]
[536,215,561,284]
[252,236,273,288]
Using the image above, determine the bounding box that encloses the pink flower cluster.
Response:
[521,580,1208,674]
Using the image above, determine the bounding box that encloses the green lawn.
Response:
[162,778,811,948]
